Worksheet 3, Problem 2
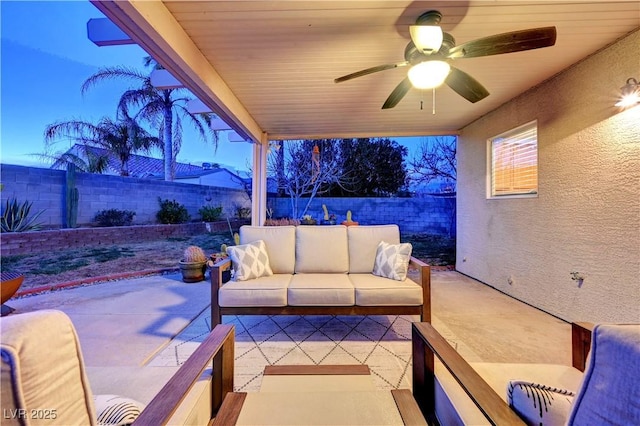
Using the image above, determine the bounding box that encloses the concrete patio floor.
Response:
[4,270,572,406]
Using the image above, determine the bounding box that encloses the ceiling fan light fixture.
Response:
[409,25,443,54]
[614,77,640,107]
[408,61,451,89]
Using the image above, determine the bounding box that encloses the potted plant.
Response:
[321,204,337,225]
[300,214,317,225]
[342,210,359,226]
[179,245,208,283]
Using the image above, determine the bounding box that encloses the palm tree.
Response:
[81,62,217,181]
[44,115,161,176]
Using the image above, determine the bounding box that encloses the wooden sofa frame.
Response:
[132,324,235,426]
[210,256,431,327]
[411,321,594,425]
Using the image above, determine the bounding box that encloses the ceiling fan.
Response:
[334,10,557,109]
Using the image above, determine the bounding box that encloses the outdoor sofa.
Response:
[210,224,431,326]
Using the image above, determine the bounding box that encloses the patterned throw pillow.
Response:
[227,240,273,281]
[372,240,412,281]
[94,394,144,426]
[508,380,575,426]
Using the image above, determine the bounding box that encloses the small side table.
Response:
[1,271,24,316]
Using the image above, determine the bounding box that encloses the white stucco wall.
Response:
[456,29,639,323]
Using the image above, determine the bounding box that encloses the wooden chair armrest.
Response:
[572,322,594,372]
[412,322,526,425]
[210,259,232,327]
[132,324,235,426]
[409,257,431,323]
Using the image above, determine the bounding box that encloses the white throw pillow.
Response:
[372,240,412,281]
[507,380,575,426]
[227,240,273,281]
[94,394,145,426]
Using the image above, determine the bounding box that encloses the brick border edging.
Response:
[15,267,181,298]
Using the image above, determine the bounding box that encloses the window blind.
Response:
[490,123,538,196]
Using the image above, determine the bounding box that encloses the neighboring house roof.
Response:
[52,144,224,179]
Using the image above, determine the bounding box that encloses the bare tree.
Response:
[268,140,350,218]
[409,136,457,192]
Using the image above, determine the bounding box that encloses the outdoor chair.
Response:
[412,322,640,425]
[1,309,235,425]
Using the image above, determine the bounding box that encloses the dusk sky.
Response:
[1,1,431,174]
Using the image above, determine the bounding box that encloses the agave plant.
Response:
[0,198,45,232]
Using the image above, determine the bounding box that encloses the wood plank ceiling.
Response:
[94,1,639,142]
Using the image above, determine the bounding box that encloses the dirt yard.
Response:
[1,231,454,293]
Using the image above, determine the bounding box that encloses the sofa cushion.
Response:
[372,241,412,281]
[240,226,296,274]
[0,310,97,425]
[347,225,401,273]
[566,324,640,425]
[227,240,273,281]
[288,274,355,306]
[219,274,292,307]
[507,380,575,426]
[349,274,423,306]
[295,225,349,273]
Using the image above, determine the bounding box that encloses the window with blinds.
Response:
[489,121,538,197]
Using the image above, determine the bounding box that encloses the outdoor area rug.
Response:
[148,310,480,392]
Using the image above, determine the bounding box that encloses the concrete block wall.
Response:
[269,194,456,236]
[0,164,250,228]
[1,219,248,256]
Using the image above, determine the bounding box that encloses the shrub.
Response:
[1,198,45,232]
[232,202,251,219]
[157,198,190,224]
[93,209,135,227]
[198,205,223,222]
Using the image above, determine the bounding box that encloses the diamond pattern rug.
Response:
[148,311,419,392]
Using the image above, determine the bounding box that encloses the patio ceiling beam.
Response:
[89,0,265,145]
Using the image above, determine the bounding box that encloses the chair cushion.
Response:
[295,225,349,273]
[0,310,97,425]
[219,274,292,307]
[349,274,423,306]
[227,240,273,281]
[347,225,400,273]
[288,274,355,306]
[372,241,412,281]
[507,380,575,426]
[240,225,296,274]
[566,324,640,425]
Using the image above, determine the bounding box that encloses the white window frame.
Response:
[487,120,538,199]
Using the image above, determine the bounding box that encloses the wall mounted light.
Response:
[615,77,640,107]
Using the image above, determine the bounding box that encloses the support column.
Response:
[251,134,268,226]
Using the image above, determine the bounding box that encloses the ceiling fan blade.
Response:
[447,26,557,59]
[382,77,412,109]
[445,66,489,103]
[334,62,408,83]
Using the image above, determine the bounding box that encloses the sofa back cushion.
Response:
[240,226,296,274]
[1,310,97,425]
[566,323,640,425]
[347,225,401,273]
[295,225,349,273]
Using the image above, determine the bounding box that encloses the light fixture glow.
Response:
[407,61,451,89]
[409,25,443,54]
[615,78,640,107]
